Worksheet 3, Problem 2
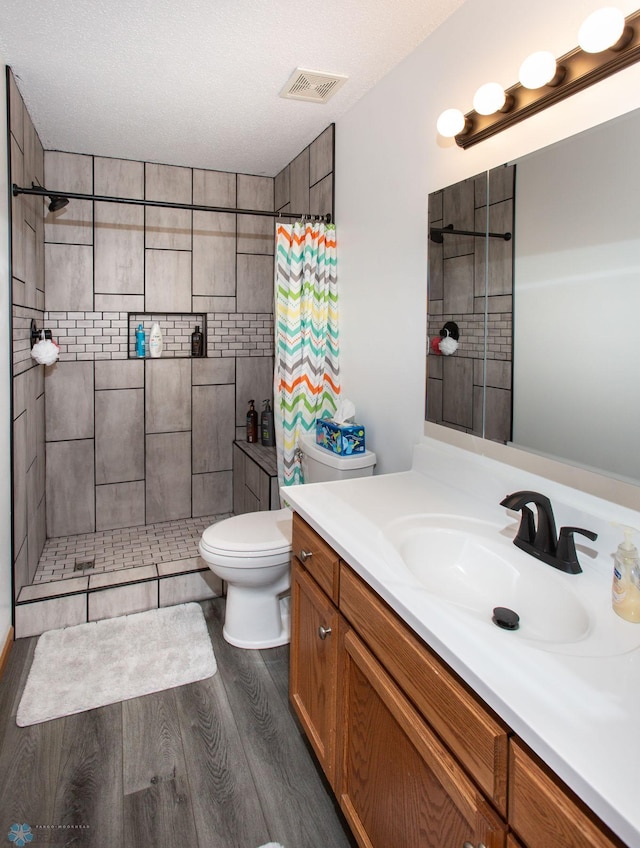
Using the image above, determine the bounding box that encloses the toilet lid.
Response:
[200,508,293,556]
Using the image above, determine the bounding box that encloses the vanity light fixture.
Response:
[436,6,640,149]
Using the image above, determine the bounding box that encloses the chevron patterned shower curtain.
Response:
[274,221,340,488]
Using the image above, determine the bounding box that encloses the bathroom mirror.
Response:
[427,106,640,486]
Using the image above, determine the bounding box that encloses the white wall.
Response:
[0,61,13,645]
[336,0,640,475]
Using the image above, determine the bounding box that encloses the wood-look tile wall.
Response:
[427,165,514,442]
[9,69,47,601]
[40,153,277,541]
[275,125,334,219]
[8,64,335,598]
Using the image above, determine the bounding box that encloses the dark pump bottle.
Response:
[191,325,204,357]
[246,400,258,443]
[261,399,275,446]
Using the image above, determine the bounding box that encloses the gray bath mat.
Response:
[17,602,216,726]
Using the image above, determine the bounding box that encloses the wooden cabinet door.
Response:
[340,563,509,814]
[339,628,507,848]
[289,560,340,787]
[508,740,625,848]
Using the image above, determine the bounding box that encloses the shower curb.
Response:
[14,559,222,638]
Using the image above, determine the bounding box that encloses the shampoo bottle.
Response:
[612,525,640,622]
[246,400,258,443]
[261,399,275,446]
[135,324,146,358]
[149,322,163,358]
[191,325,204,357]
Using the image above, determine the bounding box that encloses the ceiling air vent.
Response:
[280,68,348,104]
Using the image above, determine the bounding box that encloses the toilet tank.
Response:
[298,434,376,483]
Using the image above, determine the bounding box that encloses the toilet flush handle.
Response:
[299,549,313,563]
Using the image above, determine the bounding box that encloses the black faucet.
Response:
[500,491,597,574]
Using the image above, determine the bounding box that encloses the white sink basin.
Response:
[382,514,593,646]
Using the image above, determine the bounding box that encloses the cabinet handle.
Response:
[318,625,332,640]
[299,549,313,563]
[463,843,474,848]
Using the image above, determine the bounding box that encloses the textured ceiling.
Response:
[0,0,466,177]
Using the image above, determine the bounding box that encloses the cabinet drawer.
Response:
[340,564,509,815]
[292,514,339,603]
[508,740,625,848]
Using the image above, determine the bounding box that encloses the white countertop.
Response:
[283,438,640,848]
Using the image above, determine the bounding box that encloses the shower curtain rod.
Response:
[430,224,511,242]
[11,183,333,223]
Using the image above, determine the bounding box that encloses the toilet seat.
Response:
[200,508,292,562]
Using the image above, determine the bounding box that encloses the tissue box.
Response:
[315,418,366,455]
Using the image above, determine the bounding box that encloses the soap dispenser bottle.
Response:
[246,400,258,443]
[261,399,275,446]
[612,525,640,622]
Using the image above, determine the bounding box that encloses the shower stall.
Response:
[8,69,335,637]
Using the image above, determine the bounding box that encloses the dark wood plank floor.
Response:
[0,598,356,848]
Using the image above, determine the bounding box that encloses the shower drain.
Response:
[74,558,95,572]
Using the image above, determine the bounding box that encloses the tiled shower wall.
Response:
[274,124,334,218]
[41,151,281,549]
[8,63,335,601]
[41,134,334,542]
[9,70,47,603]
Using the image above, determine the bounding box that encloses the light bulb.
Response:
[578,7,625,53]
[473,82,506,115]
[519,51,558,89]
[436,108,466,137]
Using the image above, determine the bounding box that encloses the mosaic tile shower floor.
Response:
[33,513,233,584]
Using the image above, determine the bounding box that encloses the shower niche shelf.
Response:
[127,312,207,359]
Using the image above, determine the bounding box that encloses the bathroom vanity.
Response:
[285,440,640,848]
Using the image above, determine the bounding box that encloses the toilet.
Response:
[199,434,376,649]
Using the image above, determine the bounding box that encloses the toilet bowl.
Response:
[199,434,376,649]
[199,508,293,649]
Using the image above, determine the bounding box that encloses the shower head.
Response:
[48,194,69,212]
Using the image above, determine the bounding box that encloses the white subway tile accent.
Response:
[44,310,275,360]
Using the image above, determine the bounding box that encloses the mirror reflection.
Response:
[427,168,515,443]
[427,107,640,485]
